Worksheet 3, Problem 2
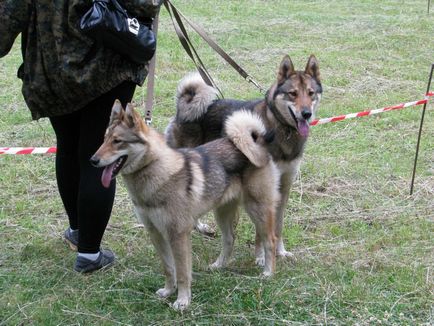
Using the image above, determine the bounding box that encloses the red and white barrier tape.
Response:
[310,95,431,126]
[0,147,57,155]
[1,92,432,155]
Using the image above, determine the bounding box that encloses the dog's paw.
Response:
[195,221,216,238]
[261,270,273,278]
[156,287,176,298]
[276,249,296,260]
[172,297,190,311]
[255,256,265,267]
[209,254,228,270]
[276,240,296,259]
[209,261,223,270]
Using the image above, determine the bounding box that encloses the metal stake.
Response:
[410,64,434,195]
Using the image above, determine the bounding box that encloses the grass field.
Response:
[1,0,433,324]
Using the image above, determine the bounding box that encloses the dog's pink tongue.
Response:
[297,120,310,137]
[101,163,116,188]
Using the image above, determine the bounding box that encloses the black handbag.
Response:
[79,0,156,64]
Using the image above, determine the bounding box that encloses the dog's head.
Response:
[267,54,322,138]
[90,100,151,188]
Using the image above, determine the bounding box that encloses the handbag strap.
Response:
[144,13,159,125]
[94,0,128,17]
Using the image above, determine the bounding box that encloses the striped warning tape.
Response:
[310,96,430,126]
[1,92,432,154]
[0,147,57,154]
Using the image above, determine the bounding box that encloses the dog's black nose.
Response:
[301,108,312,120]
[89,156,100,167]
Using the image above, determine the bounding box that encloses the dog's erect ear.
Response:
[124,103,138,128]
[125,103,148,132]
[305,54,320,82]
[277,55,295,84]
[109,100,124,125]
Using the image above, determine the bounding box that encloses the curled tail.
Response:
[225,110,273,167]
[176,72,218,122]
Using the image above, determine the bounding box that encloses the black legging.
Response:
[49,81,136,253]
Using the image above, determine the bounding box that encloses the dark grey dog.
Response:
[166,54,322,263]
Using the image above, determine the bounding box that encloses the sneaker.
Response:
[74,249,115,273]
[64,228,78,251]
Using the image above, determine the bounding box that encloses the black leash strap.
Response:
[164,0,265,95]
[164,1,224,98]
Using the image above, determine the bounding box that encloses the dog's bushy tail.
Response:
[225,110,273,168]
[176,72,218,122]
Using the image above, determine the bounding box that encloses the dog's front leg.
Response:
[169,231,192,311]
[254,214,276,276]
[254,172,294,261]
[147,223,177,298]
[246,201,276,276]
[274,172,295,258]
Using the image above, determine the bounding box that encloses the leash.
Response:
[144,12,159,125]
[146,1,272,123]
[164,0,223,98]
[164,0,266,95]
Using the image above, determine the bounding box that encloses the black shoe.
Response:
[64,228,78,251]
[74,249,115,273]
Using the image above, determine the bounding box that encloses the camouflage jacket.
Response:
[0,0,162,119]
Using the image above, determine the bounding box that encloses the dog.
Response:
[90,100,280,310]
[165,54,322,263]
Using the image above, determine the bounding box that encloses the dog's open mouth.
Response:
[101,155,127,188]
[288,106,310,138]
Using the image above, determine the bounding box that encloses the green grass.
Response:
[1,0,433,324]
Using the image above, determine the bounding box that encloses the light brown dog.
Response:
[91,101,279,310]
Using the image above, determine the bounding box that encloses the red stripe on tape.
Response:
[357,111,371,117]
[16,148,34,154]
[331,115,346,122]
[415,99,427,105]
[387,104,405,111]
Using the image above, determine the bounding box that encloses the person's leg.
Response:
[75,81,136,255]
[49,112,81,232]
